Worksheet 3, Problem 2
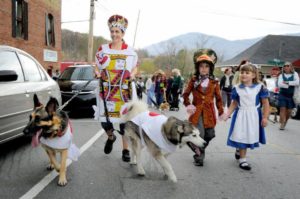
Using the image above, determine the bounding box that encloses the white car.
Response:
[0,45,61,144]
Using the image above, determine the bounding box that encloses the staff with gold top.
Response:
[93,15,138,162]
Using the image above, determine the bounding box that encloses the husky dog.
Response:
[120,101,205,182]
[23,94,79,186]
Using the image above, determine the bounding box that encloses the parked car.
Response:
[57,65,98,116]
[0,45,61,144]
[265,77,300,119]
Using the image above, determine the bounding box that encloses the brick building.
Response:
[0,0,61,75]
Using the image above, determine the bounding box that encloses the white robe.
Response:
[131,111,177,153]
[40,124,80,161]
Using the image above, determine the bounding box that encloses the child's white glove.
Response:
[186,104,196,115]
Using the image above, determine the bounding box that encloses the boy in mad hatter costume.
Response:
[182,49,224,166]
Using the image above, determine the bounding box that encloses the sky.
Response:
[61,0,300,49]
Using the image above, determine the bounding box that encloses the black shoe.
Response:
[239,162,251,170]
[193,154,203,166]
[104,134,116,154]
[235,149,240,160]
[122,149,130,162]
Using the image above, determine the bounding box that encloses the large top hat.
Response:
[193,48,217,66]
[193,49,218,78]
[107,15,128,32]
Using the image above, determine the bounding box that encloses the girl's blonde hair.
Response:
[172,68,181,76]
[239,63,260,84]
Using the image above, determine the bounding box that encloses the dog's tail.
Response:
[120,100,148,122]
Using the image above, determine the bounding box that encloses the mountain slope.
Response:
[143,32,261,61]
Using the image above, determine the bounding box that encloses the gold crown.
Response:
[108,15,128,32]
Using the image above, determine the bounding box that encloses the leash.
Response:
[99,75,121,134]
[142,90,159,109]
[57,79,93,112]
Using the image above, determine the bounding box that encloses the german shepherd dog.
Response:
[120,101,206,182]
[23,94,79,186]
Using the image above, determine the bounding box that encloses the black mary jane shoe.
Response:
[122,149,131,162]
[104,134,116,154]
[239,162,252,170]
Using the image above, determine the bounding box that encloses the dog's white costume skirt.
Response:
[131,111,177,153]
[39,124,80,161]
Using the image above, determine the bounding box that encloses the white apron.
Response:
[230,85,261,144]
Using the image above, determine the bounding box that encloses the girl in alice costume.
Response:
[183,49,224,166]
[223,63,270,170]
[94,15,138,162]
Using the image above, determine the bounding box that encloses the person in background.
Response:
[136,76,144,100]
[154,70,167,106]
[277,62,300,130]
[220,67,234,108]
[145,76,156,107]
[52,69,60,80]
[166,75,174,105]
[259,71,267,86]
[170,68,182,111]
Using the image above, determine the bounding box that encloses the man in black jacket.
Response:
[220,68,234,108]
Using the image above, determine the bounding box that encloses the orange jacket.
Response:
[183,76,224,128]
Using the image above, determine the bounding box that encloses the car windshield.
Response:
[59,66,94,80]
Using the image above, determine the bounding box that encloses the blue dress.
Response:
[227,83,269,149]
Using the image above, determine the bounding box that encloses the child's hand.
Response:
[219,113,229,121]
[186,105,196,115]
[261,118,268,127]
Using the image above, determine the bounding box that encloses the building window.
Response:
[45,13,55,46]
[11,0,28,40]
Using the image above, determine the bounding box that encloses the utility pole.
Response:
[88,0,96,63]
[132,10,140,48]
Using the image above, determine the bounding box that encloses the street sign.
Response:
[268,59,285,66]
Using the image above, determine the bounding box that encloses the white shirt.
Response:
[278,72,300,88]
[145,78,152,90]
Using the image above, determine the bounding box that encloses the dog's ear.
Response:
[177,124,184,133]
[33,94,42,109]
[46,97,59,114]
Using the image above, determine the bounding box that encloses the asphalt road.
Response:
[0,103,300,199]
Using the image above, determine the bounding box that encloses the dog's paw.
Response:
[169,175,177,183]
[137,167,146,176]
[130,156,137,165]
[46,164,54,171]
[130,161,137,165]
[137,172,145,176]
[57,178,68,186]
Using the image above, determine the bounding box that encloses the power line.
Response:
[61,19,89,24]
[201,9,300,26]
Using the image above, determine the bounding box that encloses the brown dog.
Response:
[23,94,79,186]
[159,101,170,112]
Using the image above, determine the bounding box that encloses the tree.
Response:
[139,58,157,75]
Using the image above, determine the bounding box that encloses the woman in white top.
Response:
[94,15,138,162]
[277,62,300,130]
